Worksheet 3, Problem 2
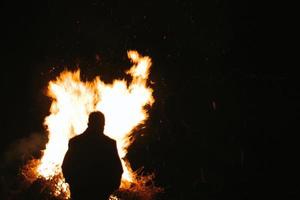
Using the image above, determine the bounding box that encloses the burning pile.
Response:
[23,51,161,199]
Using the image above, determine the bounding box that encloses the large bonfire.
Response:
[23,51,160,199]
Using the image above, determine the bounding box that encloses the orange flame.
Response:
[36,51,154,196]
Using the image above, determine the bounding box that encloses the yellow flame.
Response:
[36,50,154,195]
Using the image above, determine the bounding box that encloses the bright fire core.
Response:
[36,51,154,196]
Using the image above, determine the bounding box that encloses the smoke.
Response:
[0,132,47,199]
[1,132,46,168]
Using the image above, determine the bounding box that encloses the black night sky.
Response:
[1,1,298,199]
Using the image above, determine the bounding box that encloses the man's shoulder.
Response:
[68,133,117,147]
[103,135,117,145]
[69,134,85,145]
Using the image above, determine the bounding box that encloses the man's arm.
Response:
[111,140,123,180]
[61,141,74,183]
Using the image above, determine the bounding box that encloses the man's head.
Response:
[87,111,105,133]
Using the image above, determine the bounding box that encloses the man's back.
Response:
[62,129,123,200]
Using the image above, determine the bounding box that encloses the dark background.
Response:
[1,1,298,199]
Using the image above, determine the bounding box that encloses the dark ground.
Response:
[0,1,298,199]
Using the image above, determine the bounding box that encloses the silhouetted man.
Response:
[62,111,123,200]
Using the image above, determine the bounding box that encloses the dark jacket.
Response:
[62,129,123,200]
